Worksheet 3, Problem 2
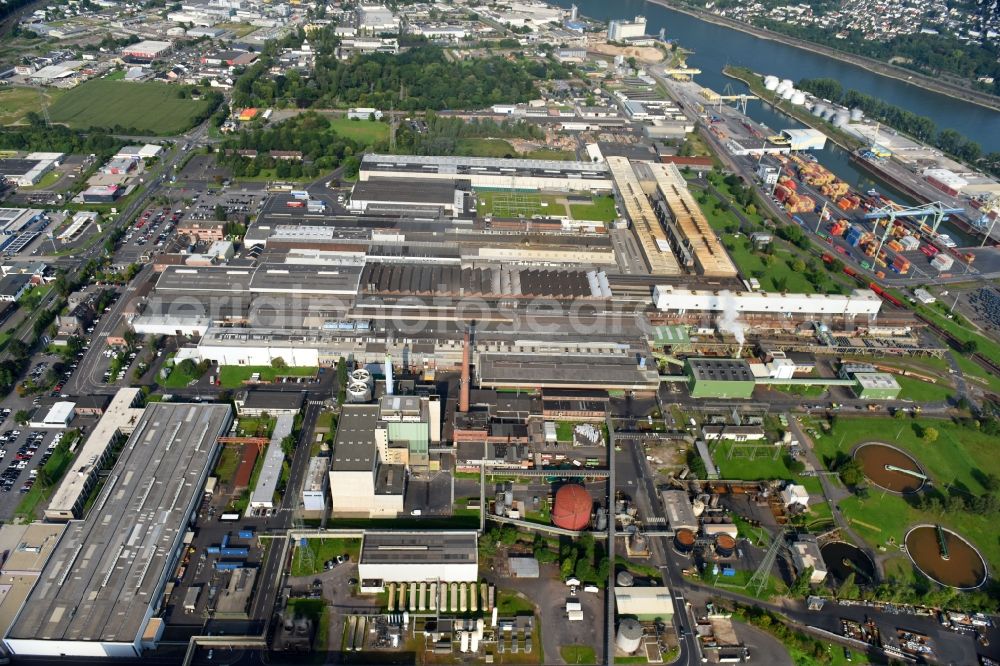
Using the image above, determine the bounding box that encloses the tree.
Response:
[790,567,813,597]
[178,358,197,377]
[838,458,866,488]
[922,427,939,443]
[560,555,576,580]
[836,572,857,599]
[14,409,31,425]
[961,340,978,354]
[271,356,287,370]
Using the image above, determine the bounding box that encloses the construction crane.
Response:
[864,202,965,265]
[973,194,1000,246]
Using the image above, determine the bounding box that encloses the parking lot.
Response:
[115,204,185,264]
[0,424,60,517]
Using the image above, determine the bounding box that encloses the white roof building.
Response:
[31,402,75,429]
[781,484,810,509]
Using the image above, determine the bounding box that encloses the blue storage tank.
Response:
[220,547,249,557]
[206,546,221,555]
[215,561,243,571]
[238,529,254,540]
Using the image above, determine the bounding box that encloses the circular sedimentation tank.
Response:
[616,570,635,587]
[674,528,696,554]
[854,442,926,493]
[905,525,987,590]
[715,534,737,558]
[820,541,876,586]
[551,484,592,531]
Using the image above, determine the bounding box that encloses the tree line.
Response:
[797,77,997,175]
[232,43,557,112]
[0,115,123,160]
[216,112,363,179]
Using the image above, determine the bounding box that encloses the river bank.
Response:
[644,0,1000,114]
[721,66,862,153]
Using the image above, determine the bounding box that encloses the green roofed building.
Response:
[685,358,756,399]
[852,372,901,400]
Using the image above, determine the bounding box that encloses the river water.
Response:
[556,0,997,240]
[557,0,1000,152]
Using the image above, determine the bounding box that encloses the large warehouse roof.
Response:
[155,264,362,296]
[360,531,478,566]
[7,403,231,655]
[361,153,609,176]
[477,352,660,390]
[331,404,379,472]
[350,177,464,205]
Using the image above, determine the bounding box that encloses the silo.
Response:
[850,107,864,122]
[715,534,737,558]
[812,103,827,117]
[616,570,635,587]
[595,506,607,531]
[822,108,837,121]
[674,528,696,554]
[616,618,644,653]
[832,110,850,127]
[791,91,806,105]
[763,75,780,91]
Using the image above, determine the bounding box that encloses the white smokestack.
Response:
[717,290,746,356]
[385,353,394,395]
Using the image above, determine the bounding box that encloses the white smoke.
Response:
[717,290,745,356]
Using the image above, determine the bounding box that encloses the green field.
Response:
[560,645,597,664]
[712,442,794,480]
[291,538,361,577]
[569,195,617,222]
[894,375,953,402]
[216,21,258,37]
[0,86,64,125]
[457,137,518,158]
[328,117,389,145]
[48,80,213,134]
[218,365,318,388]
[476,190,565,218]
[812,417,1000,574]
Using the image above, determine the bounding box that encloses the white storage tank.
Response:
[790,90,806,105]
[763,75,780,90]
[616,618,644,653]
[850,107,864,122]
[812,103,827,117]
[832,110,850,127]
[779,78,794,90]
[780,87,795,100]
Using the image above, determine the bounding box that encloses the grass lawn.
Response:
[555,421,579,442]
[766,383,828,398]
[522,148,575,160]
[290,538,361,577]
[213,446,242,484]
[953,354,1000,395]
[569,195,616,222]
[457,138,518,158]
[160,356,203,389]
[235,416,276,438]
[712,442,794,480]
[695,567,785,601]
[894,375,953,402]
[476,190,565,218]
[19,170,61,190]
[0,86,64,125]
[216,21,258,37]
[812,416,1000,573]
[496,590,535,615]
[560,645,596,664]
[218,365,317,388]
[328,117,389,145]
[48,80,213,135]
[722,236,820,293]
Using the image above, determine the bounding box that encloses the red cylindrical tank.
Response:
[552,484,592,531]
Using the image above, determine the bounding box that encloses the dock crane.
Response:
[863,202,965,263]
